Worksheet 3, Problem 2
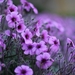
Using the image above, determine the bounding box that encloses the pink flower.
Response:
[21,29,32,44]
[46,21,57,35]
[22,43,35,55]
[35,41,47,55]
[21,0,31,12]
[49,36,60,53]
[36,53,54,69]
[16,22,26,33]
[52,21,64,32]
[46,22,52,32]
[14,65,33,75]
[41,30,49,42]
[49,36,59,45]
[20,0,38,14]
[32,25,40,37]
[7,4,18,13]
[6,12,20,28]
[46,21,64,36]
[32,20,41,36]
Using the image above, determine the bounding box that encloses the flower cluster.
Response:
[0,0,75,75]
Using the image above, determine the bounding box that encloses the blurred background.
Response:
[13,0,75,16]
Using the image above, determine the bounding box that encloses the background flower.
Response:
[36,53,54,69]
[21,29,32,44]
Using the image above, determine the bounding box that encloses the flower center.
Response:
[41,59,47,64]
[36,44,41,49]
[28,44,33,50]
[54,40,58,45]
[18,25,21,29]
[25,34,29,39]
[11,17,16,22]
[10,8,14,12]
[21,69,26,74]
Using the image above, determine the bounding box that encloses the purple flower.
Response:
[22,43,35,55]
[36,52,54,69]
[46,21,64,36]
[32,20,41,36]
[46,21,61,31]
[21,0,31,12]
[16,22,26,33]
[0,0,4,4]
[49,36,60,53]
[49,36,59,45]
[35,41,47,55]
[46,22,52,32]
[7,4,18,13]
[32,25,40,37]
[20,0,38,13]
[21,29,32,44]
[41,30,49,42]
[52,21,64,32]
[6,12,20,28]
[46,21,57,35]
[14,65,33,75]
